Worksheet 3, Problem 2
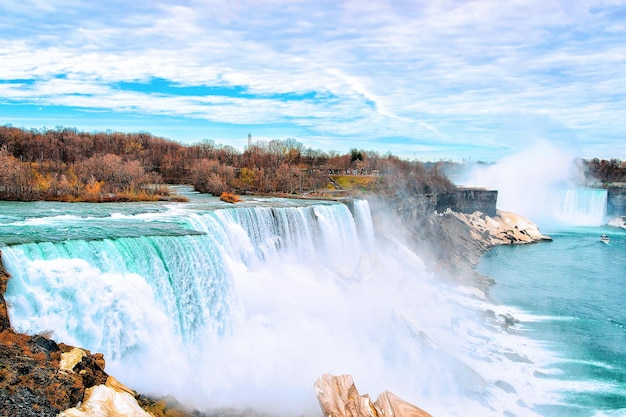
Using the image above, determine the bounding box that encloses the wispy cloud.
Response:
[0,0,625,160]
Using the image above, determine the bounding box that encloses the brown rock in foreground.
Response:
[0,251,11,332]
[1,255,109,417]
[0,252,223,417]
[314,374,432,417]
[0,330,108,417]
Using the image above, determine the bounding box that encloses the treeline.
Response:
[0,125,455,201]
[582,158,626,184]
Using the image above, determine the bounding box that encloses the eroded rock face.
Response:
[0,330,107,417]
[449,209,552,246]
[0,252,113,416]
[59,376,152,417]
[0,251,11,332]
[314,374,432,417]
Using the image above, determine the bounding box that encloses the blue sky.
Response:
[1,0,625,161]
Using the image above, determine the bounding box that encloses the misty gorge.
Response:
[0,182,584,417]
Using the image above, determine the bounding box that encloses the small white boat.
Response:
[600,234,610,243]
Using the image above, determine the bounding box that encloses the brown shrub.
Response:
[219,192,239,203]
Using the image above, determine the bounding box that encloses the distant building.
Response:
[248,133,252,148]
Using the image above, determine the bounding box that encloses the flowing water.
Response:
[478,226,626,417]
[0,187,623,416]
[477,186,626,416]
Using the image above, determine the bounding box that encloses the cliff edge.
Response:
[367,194,550,293]
[0,253,10,332]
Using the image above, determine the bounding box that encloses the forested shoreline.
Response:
[2,125,622,203]
[0,125,455,202]
[582,158,626,184]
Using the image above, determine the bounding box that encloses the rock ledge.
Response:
[314,374,432,417]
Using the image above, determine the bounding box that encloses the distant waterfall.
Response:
[546,188,607,226]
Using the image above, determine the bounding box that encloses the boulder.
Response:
[0,330,99,416]
[449,209,551,246]
[314,374,432,417]
[58,376,152,417]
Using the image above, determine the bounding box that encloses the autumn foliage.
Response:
[582,158,626,183]
[0,125,456,201]
[219,192,240,204]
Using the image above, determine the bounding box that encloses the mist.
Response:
[4,200,558,417]
[460,141,605,229]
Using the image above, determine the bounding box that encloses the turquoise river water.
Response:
[479,225,626,416]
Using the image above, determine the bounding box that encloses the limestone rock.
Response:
[375,391,433,417]
[314,374,432,417]
[60,348,88,372]
[0,330,86,416]
[58,376,152,417]
[450,209,551,246]
[0,317,108,417]
[136,394,203,417]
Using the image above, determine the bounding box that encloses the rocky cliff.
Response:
[435,188,498,217]
[382,188,499,218]
[367,193,550,293]
[0,253,10,333]
[607,186,626,216]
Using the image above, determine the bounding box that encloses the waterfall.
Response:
[2,234,236,353]
[0,199,556,417]
[546,188,607,226]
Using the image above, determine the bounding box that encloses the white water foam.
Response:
[1,200,569,416]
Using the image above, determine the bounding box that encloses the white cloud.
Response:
[0,0,625,159]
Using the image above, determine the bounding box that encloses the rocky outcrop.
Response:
[607,186,626,216]
[435,188,498,217]
[367,194,550,292]
[59,376,152,417]
[0,331,108,417]
[0,251,10,332]
[314,374,432,417]
[447,209,552,247]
